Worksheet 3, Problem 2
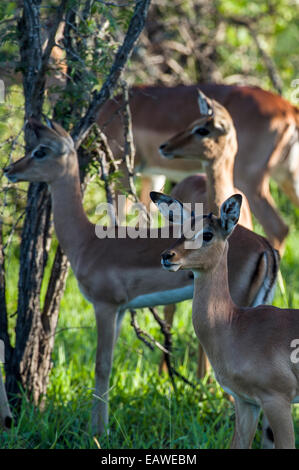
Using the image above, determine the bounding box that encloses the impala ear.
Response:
[27,118,54,137]
[49,120,74,146]
[219,194,242,237]
[150,191,191,225]
[27,118,74,149]
[197,89,214,117]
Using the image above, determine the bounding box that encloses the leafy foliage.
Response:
[128,0,299,98]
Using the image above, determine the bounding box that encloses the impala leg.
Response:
[139,176,155,210]
[92,303,118,435]
[164,303,176,328]
[243,176,288,255]
[0,368,12,430]
[140,174,167,211]
[115,307,126,342]
[197,343,210,379]
[277,176,299,208]
[261,414,275,449]
[261,397,295,449]
[230,397,261,449]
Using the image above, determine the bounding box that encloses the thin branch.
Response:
[46,325,93,340]
[97,129,120,172]
[249,26,283,95]
[97,150,115,209]
[0,16,18,26]
[149,307,176,391]
[121,80,150,226]
[121,80,138,203]
[95,0,133,7]
[2,210,26,252]
[224,15,283,95]
[130,307,199,391]
[42,0,68,70]
[94,141,117,225]
[129,309,168,353]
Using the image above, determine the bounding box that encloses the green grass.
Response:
[1,182,299,449]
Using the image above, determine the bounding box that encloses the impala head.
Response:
[159,90,237,161]
[151,192,242,272]
[3,119,75,184]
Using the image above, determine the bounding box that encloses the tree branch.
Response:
[41,0,68,71]
[18,0,44,119]
[224,15,283,95]
[129,309,168,353]
[121,80,138,203]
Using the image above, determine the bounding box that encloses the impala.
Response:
[166,89,254,235]
[4,119,278,435]
[152,192,299,449]
[98,83,299,253]
[161,91,280,447]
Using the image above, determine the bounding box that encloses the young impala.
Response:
[159,92,281,447]
[152,192,299,449]
[4,119,278,435]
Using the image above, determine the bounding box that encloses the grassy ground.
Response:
[1,183,299,449]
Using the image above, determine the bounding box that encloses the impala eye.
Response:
[33,147,47,159]
[203,232,213,242]
[193,127,210,136]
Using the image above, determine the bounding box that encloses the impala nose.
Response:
[3,166,11,178]
[159,143,173,159]
[3,165,18,182]
[162,250,175,261]
[161,249,181,271]
[161,250,176,267]
[159,143,170,155]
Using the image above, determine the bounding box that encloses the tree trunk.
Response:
[6,184,52,401]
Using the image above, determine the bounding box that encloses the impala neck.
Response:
[192,243,236,354]
[205,135,237,215]
[49,154,93,265]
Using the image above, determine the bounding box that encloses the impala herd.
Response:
[1,82,299,448]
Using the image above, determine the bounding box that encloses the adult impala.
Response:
[167,89,254,229]
[152,192,299,449]
[4,119,278,435]
[98,84,299,253]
